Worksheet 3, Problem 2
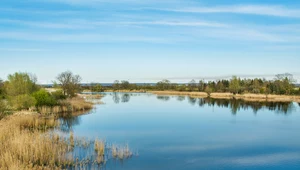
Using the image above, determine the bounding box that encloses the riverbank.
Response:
[104,89,146,93]
[0,95,133,169]
[149,91,300,102]
[0,94,93,169]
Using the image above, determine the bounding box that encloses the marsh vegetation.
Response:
[0,71,134,169]
[82,73,300,97]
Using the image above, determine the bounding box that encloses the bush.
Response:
[51,90,67,100]
[32,89,57,107]
[10,94,36,110]
[0,100,7,119]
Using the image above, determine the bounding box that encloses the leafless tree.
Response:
[56,71,82,97]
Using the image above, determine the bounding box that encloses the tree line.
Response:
[0,71,82,118]
[104,73,299,95]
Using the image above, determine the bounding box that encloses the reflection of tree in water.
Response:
[112,92,120,104]
[187,97,197,105]
[59,114,81,133]
[121,93,131,103]
[157,96,170,101]
[198,98,295,115]
[177,96,186,101]
[298,103,300,107]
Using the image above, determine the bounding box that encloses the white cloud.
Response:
[0,18,228,30]
[0,31,172,44]
[149,5,300,18]
[41,0,193,5]
[0,48,47,52]
[0,19,91,29]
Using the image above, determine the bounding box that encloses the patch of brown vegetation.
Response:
[105,90,146,93]
[78,93,103,99]
[150,91,300,102]
[37,97,94,115]
[0,114,135,170]
[210,93,233,99]
[150,91,208,97]
[0,115,71,170]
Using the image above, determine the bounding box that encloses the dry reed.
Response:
[150,91,208,97]
[37,97,93,115]
[0,114,135,169]
[0,115,72,170]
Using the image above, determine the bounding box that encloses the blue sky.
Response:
[0,0,300,84]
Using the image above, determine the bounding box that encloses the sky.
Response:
[0,0,300,84]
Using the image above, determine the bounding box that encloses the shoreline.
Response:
[149,91,300,103]
[0,95,97,169]
[87,90,300,103]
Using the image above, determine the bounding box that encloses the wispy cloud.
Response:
[40,0,194,6]
[0,48,47,52]
[0,18,228,30]
[0,19,91,29]
[0,31,173,44]
[118,21,227,27]
[148,5,300,18]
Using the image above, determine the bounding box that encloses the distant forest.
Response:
[81,73,300,95]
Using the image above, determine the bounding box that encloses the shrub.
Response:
[5,72,39,97]
[10,94,36,110]
[0,100,7,119]
[51,90,67,100]
[32,89,57,107]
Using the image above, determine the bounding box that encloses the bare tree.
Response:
[275,73,296,83]
[188,79,197,91]
[56,71,82,97]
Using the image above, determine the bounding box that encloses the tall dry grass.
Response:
[37,97,93,115]
[150,91,208,97]
[0,115,73,170]
[150,91,300,102]
[0,114,135,170]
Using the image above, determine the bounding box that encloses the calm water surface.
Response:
[65,93,300,170]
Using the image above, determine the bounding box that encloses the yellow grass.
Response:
[78,93,103,99]
[210,93,234,99]
[150,91,208,97]
[150,91,300,102]
[37,97,93,115]
[0,114,134,169]
[0,115,72,170]
[105,90,146,93]
[111,144,132,160]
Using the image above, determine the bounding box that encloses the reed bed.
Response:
[150,91,300,102]
[78,94,103,99]
[0,115,71,170]
[235,93,300,102]
[210,93,234,99]
[37,97,93,115]
[0,114,135,170]
[111,144,133,160]
[150,91,208,97]
[105,90,146,93]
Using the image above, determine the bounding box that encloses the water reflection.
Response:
[187,96,197,106]
[197,98,295,115]
[177,96,186,101]
[112,93,121,104]
[121,93,130,103]
[153,94,296,115]
[59,114,81,133]
[111,93,133,103]
[156,96,170,101]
